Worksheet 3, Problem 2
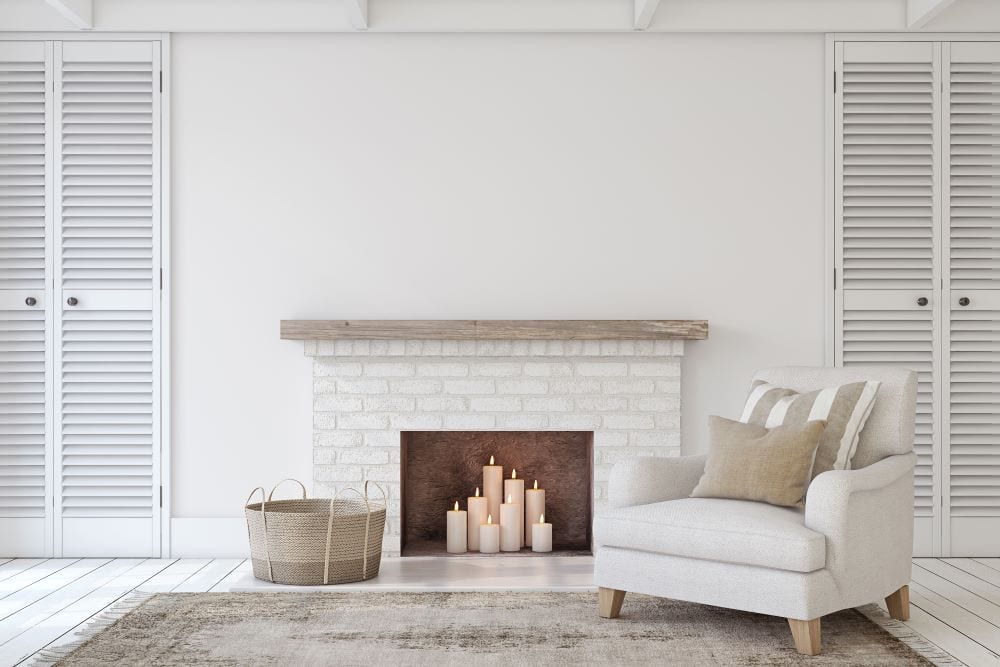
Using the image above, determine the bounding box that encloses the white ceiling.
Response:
[2,0,1000,33]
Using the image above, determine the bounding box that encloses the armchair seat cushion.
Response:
[594,497,826,573]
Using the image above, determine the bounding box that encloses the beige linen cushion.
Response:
[739,379,880,479]
[691,416,826,508]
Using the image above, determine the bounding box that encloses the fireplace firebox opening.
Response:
[400,431,594,557]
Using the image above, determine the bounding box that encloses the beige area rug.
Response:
[35,592,958,666]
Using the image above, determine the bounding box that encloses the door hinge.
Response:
[159,486,163,507]
[833,267,838,290]
[159,71,163,93]
[159,268,163,290]
[833,71,837,94]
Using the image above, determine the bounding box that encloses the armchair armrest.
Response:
[608,454,707,509]
[804,452,917,600]
[805,452,916,532]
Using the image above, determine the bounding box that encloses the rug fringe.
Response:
[856,603,966,667]
[29,590,156,666]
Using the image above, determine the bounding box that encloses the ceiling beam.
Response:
[906,0,958,29]
[634,0,661,30]
[3,0,987,33]
[344,0,368,30]
[43,0,92,29]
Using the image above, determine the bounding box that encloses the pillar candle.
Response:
[503,469,525,547]
[524,479,545,547]
[483,455,503,527]
[467,487,488,551]
[447,501,467,554]
[479,514,500,554]
[500,494,522,552]
[531,514,553,553]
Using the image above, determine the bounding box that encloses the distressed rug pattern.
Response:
[40,591,944,666]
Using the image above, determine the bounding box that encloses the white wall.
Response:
[171,32,826,521]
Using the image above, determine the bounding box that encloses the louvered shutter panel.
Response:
[54,41,160,557]
[0,41,51,556]
[838,42,939,291]
[834,41,941,556]
[943,42,1000,555]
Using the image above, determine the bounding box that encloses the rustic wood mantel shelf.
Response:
[280,320,708,341]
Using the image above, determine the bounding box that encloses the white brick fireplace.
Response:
[301,337,686,556]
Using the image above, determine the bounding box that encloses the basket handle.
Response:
[244,486,274,583]
[245,486,266,507]
[365,480,387,507]
[268,478,307,501]
[322,482,384,585]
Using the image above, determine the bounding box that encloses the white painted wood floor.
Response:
[0,557,998,666]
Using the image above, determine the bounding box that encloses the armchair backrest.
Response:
[751,366,918,469]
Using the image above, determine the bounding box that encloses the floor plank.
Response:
[942,558,1000,591]
[917,560,1000,608]
[0,560,81,598]
[136,559,211,592]
[912,562,1000,629]
[0,559,110,622]
[0,560,47,584]
[210,560,250,592]
[895,590,1000,666]
[974,558,1000,574]
[173,559,244,593]
[910,582,1000,652]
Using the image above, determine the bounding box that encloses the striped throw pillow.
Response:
[739,379,881,480]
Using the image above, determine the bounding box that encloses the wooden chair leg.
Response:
[787,618,821,656]
[885,585,910,621]
[598,587,626,619]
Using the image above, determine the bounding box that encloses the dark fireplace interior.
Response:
[400,431,594,556]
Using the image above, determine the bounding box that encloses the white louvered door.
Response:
[52,41,161,556]
[0,38,163,558]
[943,42,1000,555]
[0,42,52,556]
[834,41,943,556]
[835,39,1000,556]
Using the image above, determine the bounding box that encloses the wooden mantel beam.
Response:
[280,320,709,341]
[43,0,92,29]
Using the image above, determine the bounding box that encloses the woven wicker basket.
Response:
[245,479,387,585]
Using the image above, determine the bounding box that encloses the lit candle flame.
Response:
[512,469,517,479]
[540,513,545,523]
[533,480,538,490]
[489,455,494,465]
[507,494,512,503]
[475,487,480,497]
[487,514,493,524]
[454,501,459,512]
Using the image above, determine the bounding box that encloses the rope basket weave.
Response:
[245,479,387,585]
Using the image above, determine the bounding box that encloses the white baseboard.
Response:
[170,518,248,558]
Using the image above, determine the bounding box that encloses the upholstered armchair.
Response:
[593,366,918,655]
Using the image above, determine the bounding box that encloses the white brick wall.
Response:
[303,339,684,555]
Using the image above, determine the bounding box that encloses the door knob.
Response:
[916,297,928,307]
[959,297,971,307]
[66,297,78,306]
[24,297,36,307]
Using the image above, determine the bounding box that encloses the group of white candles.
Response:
[446,455,553,554]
